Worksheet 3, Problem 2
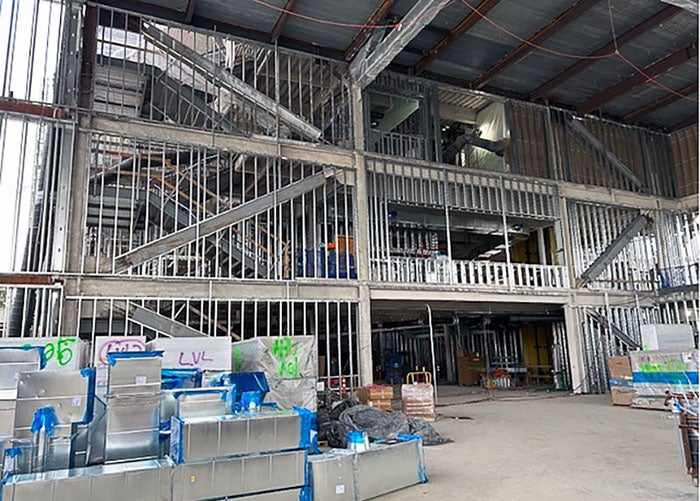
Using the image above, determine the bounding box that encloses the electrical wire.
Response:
[457,0,615,61]
[457,0,697,104]
[252,0,697,105]
[252,0,456,30]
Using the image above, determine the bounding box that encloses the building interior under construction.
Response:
[0,0,697,497]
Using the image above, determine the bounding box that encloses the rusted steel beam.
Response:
[414,0,500,74]
[577,42,697,115]
[270,0,298,42]
[623,82,697,122]
[472,0,601,89]
[344,0,397,61]
[530,5,681,100]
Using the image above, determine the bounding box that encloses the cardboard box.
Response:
[356,385,393,403]
[607,356,632,379]
[611,387,636,406]
[457,355,483,385]
[366,399,392,411]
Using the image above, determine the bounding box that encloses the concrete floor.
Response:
[380,391,696,500]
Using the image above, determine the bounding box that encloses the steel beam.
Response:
[414,0,500,74]
[105,170,331,273]
[624,82,698,122]
[668,114,698,132]
[578,214,649,286]
[270,0,298,42]
[472,0,601,89]
[345,0,397,61]
[0,97,67,119]
[660,0,697,13]
[585,310,641,350]
[568,119,642,188]
[349,0,452,88]
[577,42,698,114]
[530,6,681,100]
[127,304,206,337]
[184,0,197,23]
[141,23,322,140]
[0,273,57,285]
[154,72,243,136]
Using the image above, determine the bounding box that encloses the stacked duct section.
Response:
[232,336,317,411]
[169,409,310,500]
[307,436,428,500]
[103,352,163,462]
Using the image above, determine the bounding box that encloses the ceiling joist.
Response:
[344,0,397,61]
[530,5,681,100]
[413,0,501,74]
[577,42,698,115]
[183,0,197,23]
[472,0,601,90]
[350,0,452,88]
[270,0,298,42]
[623,82,698,122]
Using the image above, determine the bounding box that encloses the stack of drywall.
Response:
[146,337,231,384]
[630,349,698,410]
[169,409,309,500]
[640,324,694,351]
[308,436,428,500]
[356,385,393,411]
[607,356,635,406]
[232,336,317,410]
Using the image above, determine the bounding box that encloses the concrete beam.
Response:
[142,23,322,140]
[105,170,331,273]
[87,115,354,168]
[369,286,569,303]
[63,276,361,301]
[350,0,452,88]
[558,181,677,210]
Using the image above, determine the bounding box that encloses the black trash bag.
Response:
[319,420,351,448]
[328,399,356,421]
[338,405,450,446]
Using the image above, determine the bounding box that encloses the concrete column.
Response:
[556,195,576,286]
[564,305,588,393]
[351,84,374,386]
[60,123,91,337]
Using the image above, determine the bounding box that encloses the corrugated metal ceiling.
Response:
[98,0,698,130]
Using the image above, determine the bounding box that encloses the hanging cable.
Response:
[252,0,456,30]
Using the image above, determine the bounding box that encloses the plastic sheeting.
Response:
[232,337,317,411]
[318,403,449,448]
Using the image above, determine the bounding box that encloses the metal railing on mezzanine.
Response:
[370,256,570,290]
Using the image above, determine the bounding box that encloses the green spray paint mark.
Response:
[639,359,690,373]
[271,337,299,378]
[23,337,76,366]
[233,346,243,372]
